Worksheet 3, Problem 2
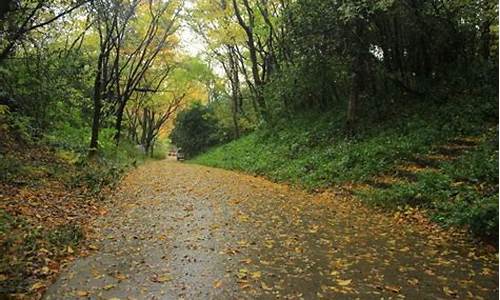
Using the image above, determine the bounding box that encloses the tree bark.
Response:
[232,0,268,121]
[114,99,126,144]
[89,52,104,157]
[346,19,365,133]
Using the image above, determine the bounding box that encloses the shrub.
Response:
[170,102,220,157]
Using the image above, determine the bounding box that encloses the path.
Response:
[44,160,498,299]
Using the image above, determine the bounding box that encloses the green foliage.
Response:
[0,154,24,182]
[47,224,84,247]
[0,208,84,294]
[69,159,125,194]
[193,96,498,241]
[0,50,93,134]
[170,103,220,157]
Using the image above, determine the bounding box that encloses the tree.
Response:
[112,0,182,145]
[0,0,89,62]
[87,0,182,157]
[169,103,218,157]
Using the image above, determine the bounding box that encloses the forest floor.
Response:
[43,160,498,300]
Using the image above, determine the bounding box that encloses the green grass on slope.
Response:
[192,97,498,242]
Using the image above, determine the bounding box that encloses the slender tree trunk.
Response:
[114,99,126,145]
[227,47,241,138]
[346,19,364,133]
[89,53,104,157]
[232,0,268,121]
[480,21,491,60]
[232,106,240,139]
[347,65,361,133]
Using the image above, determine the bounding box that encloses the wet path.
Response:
[44,160,498,299]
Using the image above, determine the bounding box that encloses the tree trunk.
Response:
[114,99,126,145]
[346,71,359,132]
[232,0,268,121]
[346,19,364,133]
[232,106,240,139]
[89,53,104,158]
[480,21,491,60]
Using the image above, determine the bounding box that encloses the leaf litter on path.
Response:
[44,160,498,299]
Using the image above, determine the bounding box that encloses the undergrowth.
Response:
[0,209,84,295]
[193,96,498,242]
[0,120,166,297]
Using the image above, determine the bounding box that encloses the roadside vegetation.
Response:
[167,0,499,244]
[0,0,189,296]
[0,117,167,297]
[193,96,498,242]
[0,0,498,297]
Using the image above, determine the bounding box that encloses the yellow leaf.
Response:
[103,284,115,290]
[114,273,127,281]
[336,279,352,286]
[251,271,262,279]
[239,258,252,264]
[67,246,74,254]
[213,279,222,288]
[76,290,89,297]
[31,282,46,290]
[407,278,419,287]
[443,286,457,296]
[155,274,173,283]
[261,282,273,291]
[385,285,401,293]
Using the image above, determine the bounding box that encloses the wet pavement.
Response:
[44,160,498,299]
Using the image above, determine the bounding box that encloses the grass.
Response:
[193,96,498,242]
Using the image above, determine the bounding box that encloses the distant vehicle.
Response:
[176,149,185,161]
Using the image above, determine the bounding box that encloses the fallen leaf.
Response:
[114,273,128,281]
[31,282,46,291]
[103,284,115,290]
[76,290,89,297]
[261,282,273,291]
[384,285,401,293]
[407,278,419,287]
[240,258,252,264]
[443,286,458,296]
[213,280,222,288]
[153,274,172,283]
[336,279,352,286]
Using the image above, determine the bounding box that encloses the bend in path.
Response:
[44,160,498,299]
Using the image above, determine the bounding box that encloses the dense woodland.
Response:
[0,0,498,297]
[1,0,497,156]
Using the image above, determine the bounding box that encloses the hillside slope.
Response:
[193,97,499,242]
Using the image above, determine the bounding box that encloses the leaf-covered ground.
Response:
[0,144,112,299]
[44,160,498,299]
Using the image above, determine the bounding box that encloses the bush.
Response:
[69,158,126,194]
[170,102,220,157]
